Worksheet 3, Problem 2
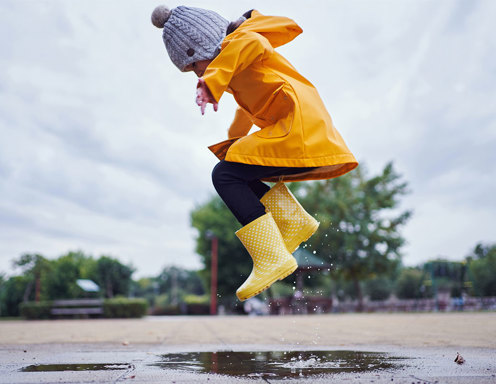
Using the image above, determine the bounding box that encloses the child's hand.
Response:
[196,78,218,115]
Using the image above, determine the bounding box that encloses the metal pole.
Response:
[210,236,218,315]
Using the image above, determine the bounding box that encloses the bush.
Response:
[150,294,179,315]
[151,304,181,316]
[185,303,210,315]
[268,282,295,298]
[103,298,148,318]
[20,301,52,320]
[395,268,430,299]
[365,277,393,301]
[182,294,209,304]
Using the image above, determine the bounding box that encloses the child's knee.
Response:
[211,161,229,190]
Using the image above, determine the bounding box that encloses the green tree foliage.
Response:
[90,256,134,298]
[1,251,135,315]
[424,259,465,280]
[157,266,205,303]
[472,243,492,259]
[12,253,51,302]
[423,259,467,297]
[131,277,158,306]
[190,195,251,304]
[0,274,4,315]
[294,162,411,309]
[331,276,361,301]
[365,277,393,301]
[395,268,431,299]
[44,251,95,299]
[467,243,496,297]
[0,276,29,316]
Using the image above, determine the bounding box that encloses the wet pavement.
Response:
[1,343,495,383]
[1,314,495,383]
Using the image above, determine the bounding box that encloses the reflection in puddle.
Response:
[151,350,405,379]
[21,363,130,372]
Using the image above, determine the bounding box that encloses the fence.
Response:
[267,296,496,315]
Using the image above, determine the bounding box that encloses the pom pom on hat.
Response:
[151,5,171,28]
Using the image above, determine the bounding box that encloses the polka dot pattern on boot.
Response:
[261,182,319,253]
[235,212,297,300]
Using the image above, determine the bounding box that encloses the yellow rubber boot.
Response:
[261,182,320,253]
[235,212,298,301]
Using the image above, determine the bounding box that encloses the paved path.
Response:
[0,313,495,383]
[1,312,495,347]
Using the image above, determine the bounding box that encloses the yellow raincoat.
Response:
[203,10,358,182]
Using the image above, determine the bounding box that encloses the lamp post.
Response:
[205,230,218,315]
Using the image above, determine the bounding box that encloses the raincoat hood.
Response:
[235,10,303,48]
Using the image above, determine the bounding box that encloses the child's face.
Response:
[184,59,212,78]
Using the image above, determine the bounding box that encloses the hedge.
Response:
[103,298,148,318]
[19,302,52,320]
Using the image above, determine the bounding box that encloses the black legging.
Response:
[212,160,315,226]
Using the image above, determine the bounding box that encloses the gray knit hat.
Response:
[151,5,229,72]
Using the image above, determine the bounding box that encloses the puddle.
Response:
[151,350,405,379]
[21,363,131,372]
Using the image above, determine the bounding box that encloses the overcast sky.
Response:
[1,0,495,277]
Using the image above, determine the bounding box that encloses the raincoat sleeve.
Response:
[228,107,253,139]
[202,31,274,103]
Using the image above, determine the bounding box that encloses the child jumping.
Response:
[151,5,358,301]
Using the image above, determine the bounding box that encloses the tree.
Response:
[294,162,411,310]
[0,251,137,316]
[467,243,496,297]
[0,276,30,316]
[365,277,393,301]
[12,253,51,302]
[472,243,492,259]
[395,268,431,299]
[0,274,4,316]
[157,266,204,303]
[44,251,94,299]
[90,256,134,298]
[423,259,467,297]
[191,195,251,305]
[131,277,159,307]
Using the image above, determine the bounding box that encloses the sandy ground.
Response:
[1,312,495,348]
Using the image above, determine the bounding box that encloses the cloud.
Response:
[0,0,495,277]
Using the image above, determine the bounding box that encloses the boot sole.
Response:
[236,258,298,301]
[286,220,320,253]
